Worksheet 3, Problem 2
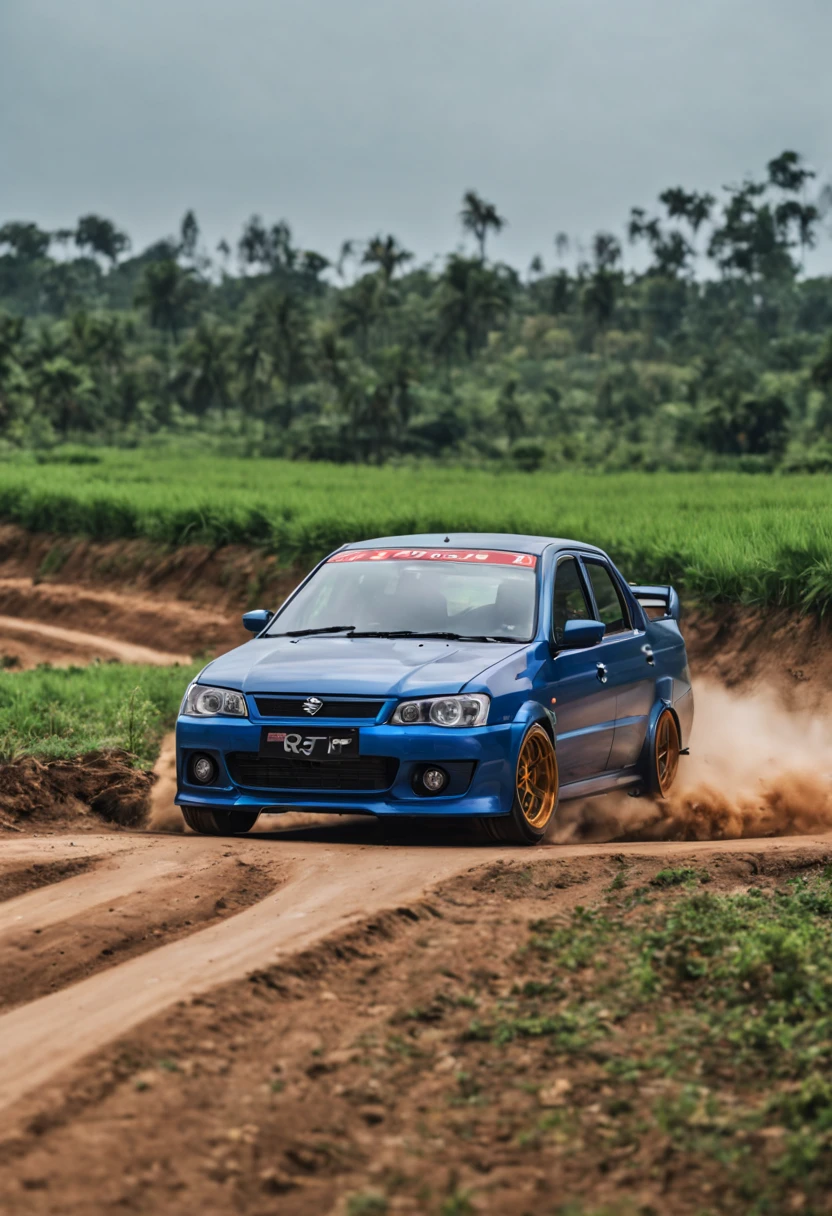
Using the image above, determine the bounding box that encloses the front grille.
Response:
[226,752,399,792]
[254,696,386,720]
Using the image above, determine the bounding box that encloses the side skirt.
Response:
[559,767,642,802]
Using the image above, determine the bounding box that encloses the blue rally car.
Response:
[175,534,693,844]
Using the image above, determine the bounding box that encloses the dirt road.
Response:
[3,822,831,1120]
[3,572,832,1213]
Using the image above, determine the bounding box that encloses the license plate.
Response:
[259,727,359,760]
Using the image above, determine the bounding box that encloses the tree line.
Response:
[1,150,832,470]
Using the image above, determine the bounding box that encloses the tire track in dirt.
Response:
[0,613,189,666]
[0,839,229,937]
[1,828,831,1115]
[0,841,282,1015]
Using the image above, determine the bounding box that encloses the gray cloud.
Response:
[2,0,830,271]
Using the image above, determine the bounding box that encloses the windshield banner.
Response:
[329,549,537,568]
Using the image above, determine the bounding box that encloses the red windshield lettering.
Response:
[329,548,537,568]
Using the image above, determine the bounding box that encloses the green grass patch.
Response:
[0,660,199,765]
[3,450,832,611]
[459,870,832,1207]
[650,866,708,887]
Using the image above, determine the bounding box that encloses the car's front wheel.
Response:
[181,808,260,836]
[481,723,559,845]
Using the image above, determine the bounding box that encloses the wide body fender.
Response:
[639,676,694,779]
[507,698,559,781]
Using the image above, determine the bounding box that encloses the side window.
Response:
[583,561,630,635]
[552,556,591,643]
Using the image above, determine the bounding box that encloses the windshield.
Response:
[268,549,538,641]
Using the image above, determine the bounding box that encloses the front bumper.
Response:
[175,716,518,818]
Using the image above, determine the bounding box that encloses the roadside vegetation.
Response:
[3,450,832,612]
[350,860,832,1212]
[1,152,832,472]
[0,660,198,766]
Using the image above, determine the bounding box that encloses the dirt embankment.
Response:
[0,751,156,835]
[684,602,832,714]
[0,523,303,617]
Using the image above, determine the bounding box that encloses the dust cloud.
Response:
[550,680,832,844]
[147,734,184,832]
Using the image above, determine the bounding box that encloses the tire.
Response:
[645,708,681,799]
[181,807,260,836]
[480,723,559,845]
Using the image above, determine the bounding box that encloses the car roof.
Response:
[341,533,606,557]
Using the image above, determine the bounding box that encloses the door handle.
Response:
[596,662,608,684]
[641,644,655,666]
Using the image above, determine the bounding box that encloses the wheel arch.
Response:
[513,699,557,748]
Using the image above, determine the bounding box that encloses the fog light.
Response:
[192,755,216,785]
[422,767,448,793]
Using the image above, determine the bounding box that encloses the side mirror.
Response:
[557,619,605,649]
[242,609,272,634]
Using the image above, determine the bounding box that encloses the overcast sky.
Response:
[2,0,831,272]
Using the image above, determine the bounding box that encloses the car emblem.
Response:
[302,696,324,716]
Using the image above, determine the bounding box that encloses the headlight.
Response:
[181,684,248,718]
[389,694,489,728]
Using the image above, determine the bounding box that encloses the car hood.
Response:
[199,635,520,698]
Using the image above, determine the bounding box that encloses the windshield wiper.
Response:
[269,626,526,643]
[347,630,525,643]
[269,624,356,638]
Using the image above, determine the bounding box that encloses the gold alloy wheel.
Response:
[655,710,680,797]
[516,725,558,829]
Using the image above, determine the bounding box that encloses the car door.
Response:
[544,555,618,782]
[580,557,656,771]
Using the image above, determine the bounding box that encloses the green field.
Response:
[2,449,832,612]
[0,660,199,764]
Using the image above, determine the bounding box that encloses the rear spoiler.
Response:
[629,584,681,623]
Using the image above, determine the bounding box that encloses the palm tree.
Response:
[0,222,51,261]
[499,377,525,444]
[177,318,234,415]
[592,232,622,272]
[338,274,384,355]
[34,357,96,435]
[75,215,131,266]
[300,250,331,291]
[460,191,506,261]
[434,255,513,359]
[362,235,413,283]
[135,260,194,342]
[238,215,272,273]
[236,311,274,415]
[179,210,200,262]
[554,232,570,262]
[767,151,816,195]
[252,288,313,419]
[658,188,715,260]
[336,240,357,281]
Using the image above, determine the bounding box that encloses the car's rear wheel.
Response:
[481,723,559,845]
[182,808,260,836]
[646,709,680,798]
